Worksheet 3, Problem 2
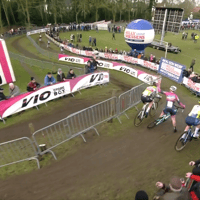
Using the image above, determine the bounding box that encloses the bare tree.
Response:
[1,0,10,26]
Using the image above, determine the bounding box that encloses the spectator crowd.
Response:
[0,68,77,102]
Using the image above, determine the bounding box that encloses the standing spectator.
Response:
[57,68,66,82]
[149,54,154,62]
[47,40,50,48]
[105,46,108,52]
[190,59,196,71]
[77,33,79,42]
[60,46,64,54]
[112,32,116,40]
[194,34,199,43]
[89,36,92,45]
[80,33,82,42]
[44,72,56,86]
[27,77,40,91]
[182,32,185,40]
[135,191,148,200]
[39,33,42,42]
[9,83,20,97]
[85,61,91,74]
[93,38,96,46]
[66,69,76,79]
[133,49,138,58]
[96,25,98,33]
[0,88,7,101]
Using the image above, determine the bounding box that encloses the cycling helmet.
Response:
[170,86,177,92]
[152,82,157,87]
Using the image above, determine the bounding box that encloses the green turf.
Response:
[1,30,200,200]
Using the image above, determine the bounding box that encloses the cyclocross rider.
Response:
[141,82,159,118]
[158,86,185,132]
[184,101,200,139]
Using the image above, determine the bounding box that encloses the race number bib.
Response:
[167,101,173,108]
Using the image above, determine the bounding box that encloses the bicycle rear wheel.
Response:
[174,132,189,152]
[149,102,158,117]
[134,110,144,127]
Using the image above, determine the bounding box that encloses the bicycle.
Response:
[134,96,161,127]
[174,126,195,152]
[147,105,184,129]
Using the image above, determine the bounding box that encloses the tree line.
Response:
[0,0,155,28]
[0,0,196,28]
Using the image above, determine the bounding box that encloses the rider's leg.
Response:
[193,124,200,138]
[146,101,153,114]
[159,111,164,118]
[171,115,177,132]
[184,125,190,132]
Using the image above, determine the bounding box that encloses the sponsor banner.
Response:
[158,58,186,83]
[0,39,16,86]
[139,59,159,71]
[183,77,200,93]
[80,50,95,57]
[96,60,113,69]
[121,55,138,65]
[27,28,49,36]
[124,28,154,44]
[71,72,109,93]
[112,63,137,78]
[99,52,120,60]
[58,54,86,64]
[0,72,109,119]
[1,81,71,118]
[137,70,159,84]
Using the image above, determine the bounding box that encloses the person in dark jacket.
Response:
[190,59,196,72]
[85,61,91,74]
[27,77,40,92]
[91,57,99,72]
[0,75,2,84]
[66,69,76,79]
[57,68,66,82]
[135,190,148,200]
[0,87,7,101]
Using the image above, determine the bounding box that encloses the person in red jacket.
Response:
[27,77,40,92]
[186,172,200,200]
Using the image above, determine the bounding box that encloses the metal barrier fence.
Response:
[26,34,58,60]
[117,83,147,122]
[0,137,40,169]
[32,97,118,159]
[0,83,146,169]
[9,52,84,76]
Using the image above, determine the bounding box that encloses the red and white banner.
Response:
[0,39,16,86]
[0,72,109,119]
[183,77,200,93]
[137,70,159,84]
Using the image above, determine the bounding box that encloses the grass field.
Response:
[1,28,200,199]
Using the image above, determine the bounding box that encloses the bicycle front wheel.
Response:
[149,102,158,117]
[174,132,189,152]
[134,110,144,127]
[147,120,157,129]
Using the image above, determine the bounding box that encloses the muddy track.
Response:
[0,34,197,200]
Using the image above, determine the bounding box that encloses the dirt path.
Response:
[2,34,197,200]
